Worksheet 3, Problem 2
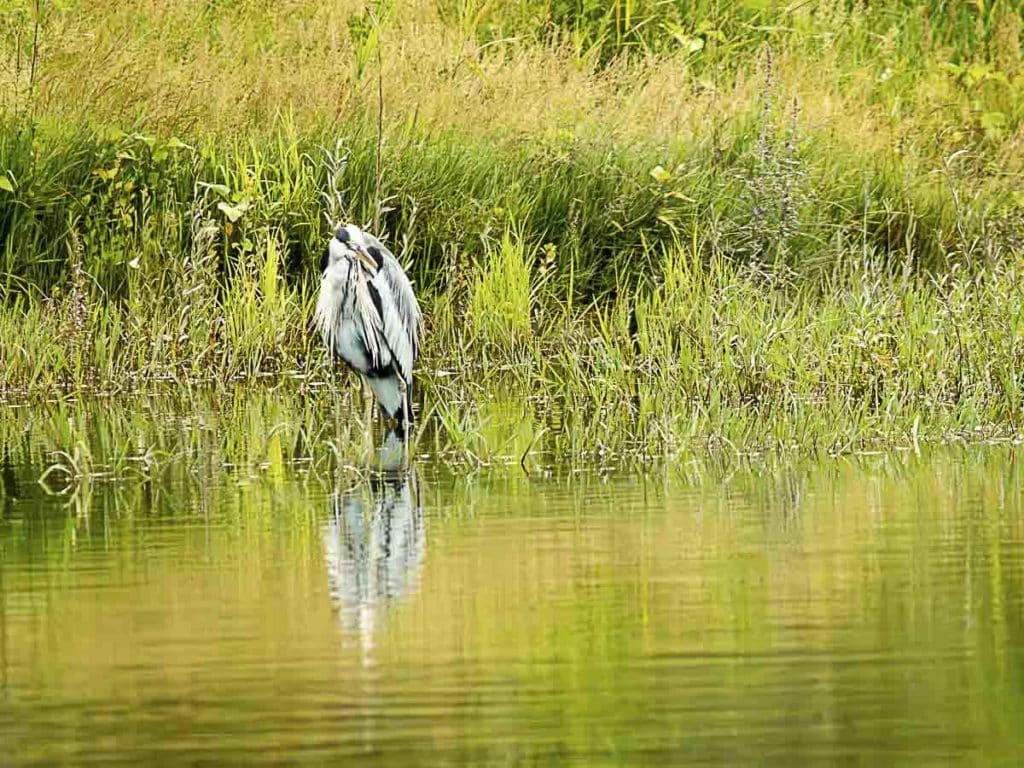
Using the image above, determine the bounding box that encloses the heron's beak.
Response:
[354,248,377,271]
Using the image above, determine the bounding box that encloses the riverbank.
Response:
[1,0,1023,459]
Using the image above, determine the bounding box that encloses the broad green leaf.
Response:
[199,181,231,196]
[663,23,705,53]
[967,64,990,85]
[649,165,672,183]
[217,201,249,222]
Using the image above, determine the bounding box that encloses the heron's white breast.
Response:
[334,326,372,372]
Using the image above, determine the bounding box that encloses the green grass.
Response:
[1,0,1023,462]
[2,227,1022,464]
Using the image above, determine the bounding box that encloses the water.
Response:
[1,413,1023,765]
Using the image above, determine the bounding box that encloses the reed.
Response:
[1,0,1023,461]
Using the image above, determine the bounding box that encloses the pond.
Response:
[0,395,1022,765]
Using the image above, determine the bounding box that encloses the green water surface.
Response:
[0,401,1022,765]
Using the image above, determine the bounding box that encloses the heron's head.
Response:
[333,224,382,274]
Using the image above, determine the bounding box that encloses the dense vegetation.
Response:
[1,0,1023,460]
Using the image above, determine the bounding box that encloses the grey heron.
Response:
[315,224,422,437]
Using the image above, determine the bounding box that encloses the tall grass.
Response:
[467,228,537,353]
[1,0,1023,460]
[5,227,1020,462]
[2,112,1018,298]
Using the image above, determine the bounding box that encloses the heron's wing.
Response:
[315,253,355,353]
[315,252,378,371]
[353,278,386,367]
[366,271,415,383]
[362,232,422,355]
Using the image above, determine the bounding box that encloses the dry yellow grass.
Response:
[5,0,1019,179]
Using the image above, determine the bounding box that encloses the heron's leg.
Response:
[398,379,410,465]
[360,376,374,458]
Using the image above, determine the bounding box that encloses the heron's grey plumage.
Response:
[314,224,422,434]
[360,230,422,357]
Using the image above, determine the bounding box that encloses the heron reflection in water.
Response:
[322,429,425,662]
